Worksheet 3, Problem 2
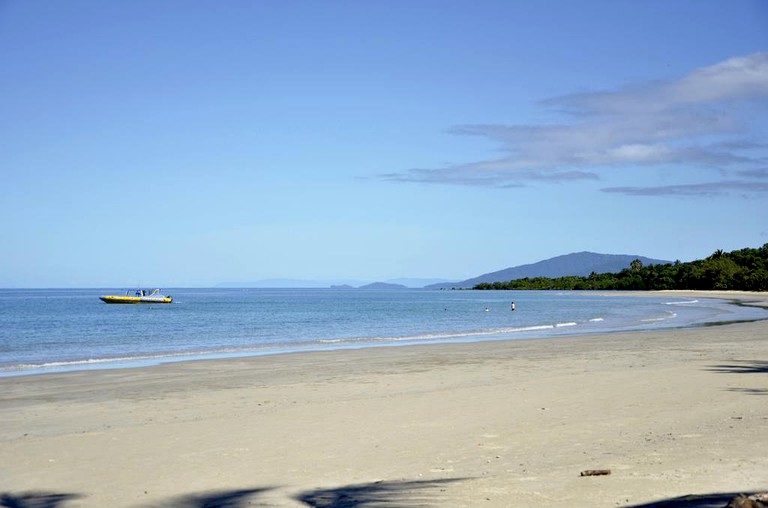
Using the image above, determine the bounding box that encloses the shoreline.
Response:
[0,292,767,506]
[3,290,767,379]
[626,289,768,307]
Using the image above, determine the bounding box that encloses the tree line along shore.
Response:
[474,244,768,292]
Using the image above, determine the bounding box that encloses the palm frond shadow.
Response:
[727,387,768,395]
[707,361,768,374]
[625,491,764,507]
[707,361,768,395]
[0,492,82,508]
[295,478,467,508]
[151,487,274,508]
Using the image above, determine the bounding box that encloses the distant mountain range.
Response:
[216,252,671,289]
[425,252,671,289]
[215,277,449,289]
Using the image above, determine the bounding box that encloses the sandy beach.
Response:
[1,291,767,507]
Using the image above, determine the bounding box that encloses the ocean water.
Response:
[0,288,765,377]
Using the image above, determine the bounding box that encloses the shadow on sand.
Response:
[1,488,275,508]
[2,480,467,507]
[295,478,468,507]
[151,487,275,507]
[707,361,768,375]
[707,360,768,395]
[0,492,82,508]
[625,491,763,508]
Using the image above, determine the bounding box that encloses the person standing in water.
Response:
[511,301,516,311]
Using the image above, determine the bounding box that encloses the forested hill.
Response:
[474,245,768,291]
[428,252,670,289]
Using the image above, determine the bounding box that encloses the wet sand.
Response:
[1,291,767,507]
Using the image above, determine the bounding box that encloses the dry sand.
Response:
[1,291,767,507]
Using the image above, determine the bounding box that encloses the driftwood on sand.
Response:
[579,469,611,477]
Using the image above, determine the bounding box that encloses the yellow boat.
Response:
[99,289,173,304]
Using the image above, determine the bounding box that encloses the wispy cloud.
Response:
[603,181,768,197]
[383,52,768,196]
[737,168,768,179]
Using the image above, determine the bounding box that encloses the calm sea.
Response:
[0,288,765,377]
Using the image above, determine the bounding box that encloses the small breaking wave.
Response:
[318,324,560,345]
[3,317,611,376]
[641,310,677,323]
[665,300,698,305]
[317,321,590,346]
[0,347,269,375]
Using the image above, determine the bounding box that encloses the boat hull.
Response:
[99,295,173,304]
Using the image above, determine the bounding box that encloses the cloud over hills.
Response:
[382,52,768,197]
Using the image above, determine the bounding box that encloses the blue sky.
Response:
[2,1,767,288]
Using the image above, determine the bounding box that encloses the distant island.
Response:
[474,245,768,292]
[329,282,407,290]
[356,282,408,290]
